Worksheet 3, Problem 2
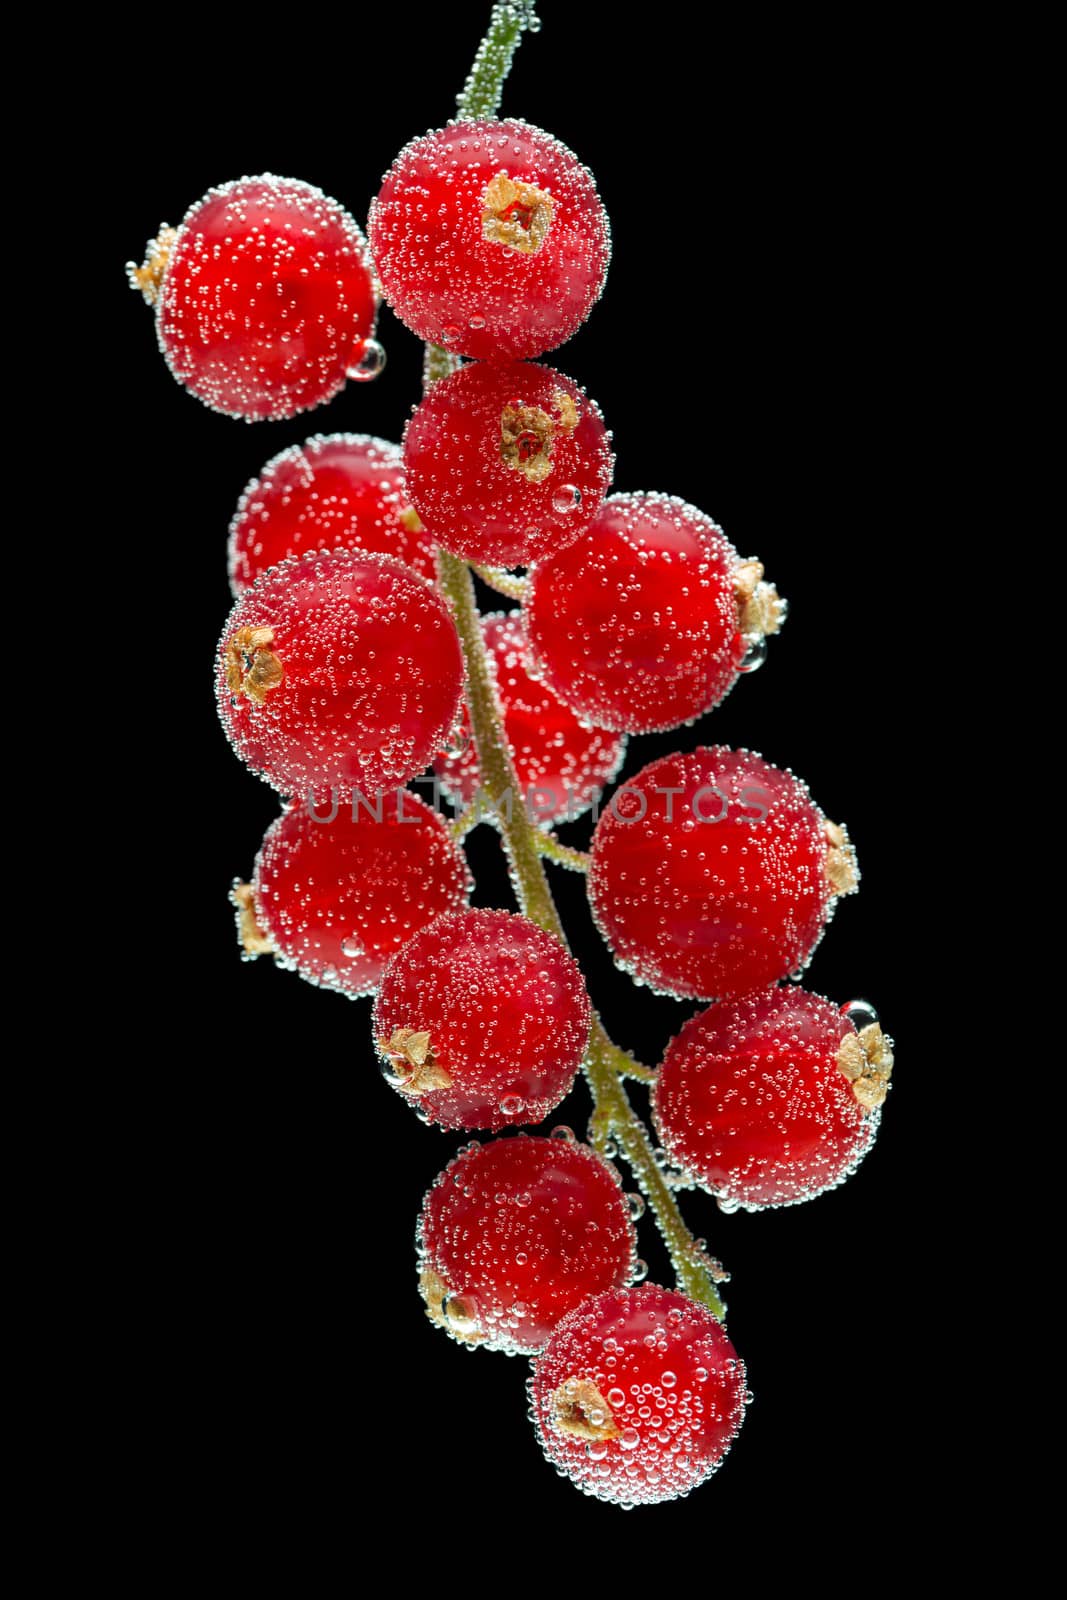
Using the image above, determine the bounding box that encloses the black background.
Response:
[100,1,951,1569]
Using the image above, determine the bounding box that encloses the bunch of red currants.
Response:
[130,60,892,1509]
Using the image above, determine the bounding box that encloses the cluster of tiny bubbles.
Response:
[345,338,386,382]
[367,118,610,364]
[586,746,844,1002]
[155,175,378,422]
[416,1134,639,1354]
[371,908,591,1131]
[652,986,882,1210]
[524,492,777,735]
[246,788,470,999]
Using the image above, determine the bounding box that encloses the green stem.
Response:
[428,0,727,1322]
[533,832,591,872]
[458,2,538,120]
[471,563,530,601]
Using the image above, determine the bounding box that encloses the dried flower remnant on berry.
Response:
[734,559,786,639]
[419,1271,488,1345]
[380,1028,454,1094]
[231,881,274,956]
[126,226,177,305]
[224,627,284,707]
[500,392,575,482]
[836,1022,894,1110]
[824,818,860,895]
[552,1379,620,1440]
[483,172,554,253]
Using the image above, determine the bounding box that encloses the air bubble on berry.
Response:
[737,635,768,673]
[631,1259,648,1283]
[346,337,387,382]
[844,998,880,1028]
[551,484,582,514]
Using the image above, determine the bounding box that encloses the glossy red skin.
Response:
[587,747,839,1000]
[525,492,747,733]
[228,435,436,596]
[417,1135,636,1354]
[252,793,471,998]
[157,175,378,421]
[368,119,610,361]
[372,909,590,1131]
[530,1283,747,1507]
[653,987,877,1209]
[216,549,464,798]
[434,613,625,824]
[402,362,612,565]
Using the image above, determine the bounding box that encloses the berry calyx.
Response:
[228,435,437,596]
[434,612,625,823]
[587,747,858,1000]
[653,987,893,1210]
[215,549,464,798]
[529,1283,747,1506]
[368,118,610,361]
[240,791,471,998]
[372,908,590,1130]
[416,1133,637,1354]
[524,492,785,734]
[402,361,612,566]
[135,175,379,421]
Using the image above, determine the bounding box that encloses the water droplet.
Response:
[340,935,362,958]
[551,483,582,514]
[346,338,386,382]
[551,1124,575,1141]
[469,313,486,330]
[619,1428,640,1451]
[844,998,880,1028]
[737,635,768,673]
[631,1258,648,1283]
[500,1094,525,1117]
[626,1193,646,1221]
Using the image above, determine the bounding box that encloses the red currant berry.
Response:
[529,1283,747,1507]
[368,119,609,361]
[373,908,590,1131]
[233,791,471,999]
[587,747,859,1000]
[525,493,785,733]
[130,176,380,421]
[228,434,436,596]
[653,988,893,1210]
[402,361,612,566]
[215,549,464,798]
[416,1132,636,1355]
[435,612,625,824]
